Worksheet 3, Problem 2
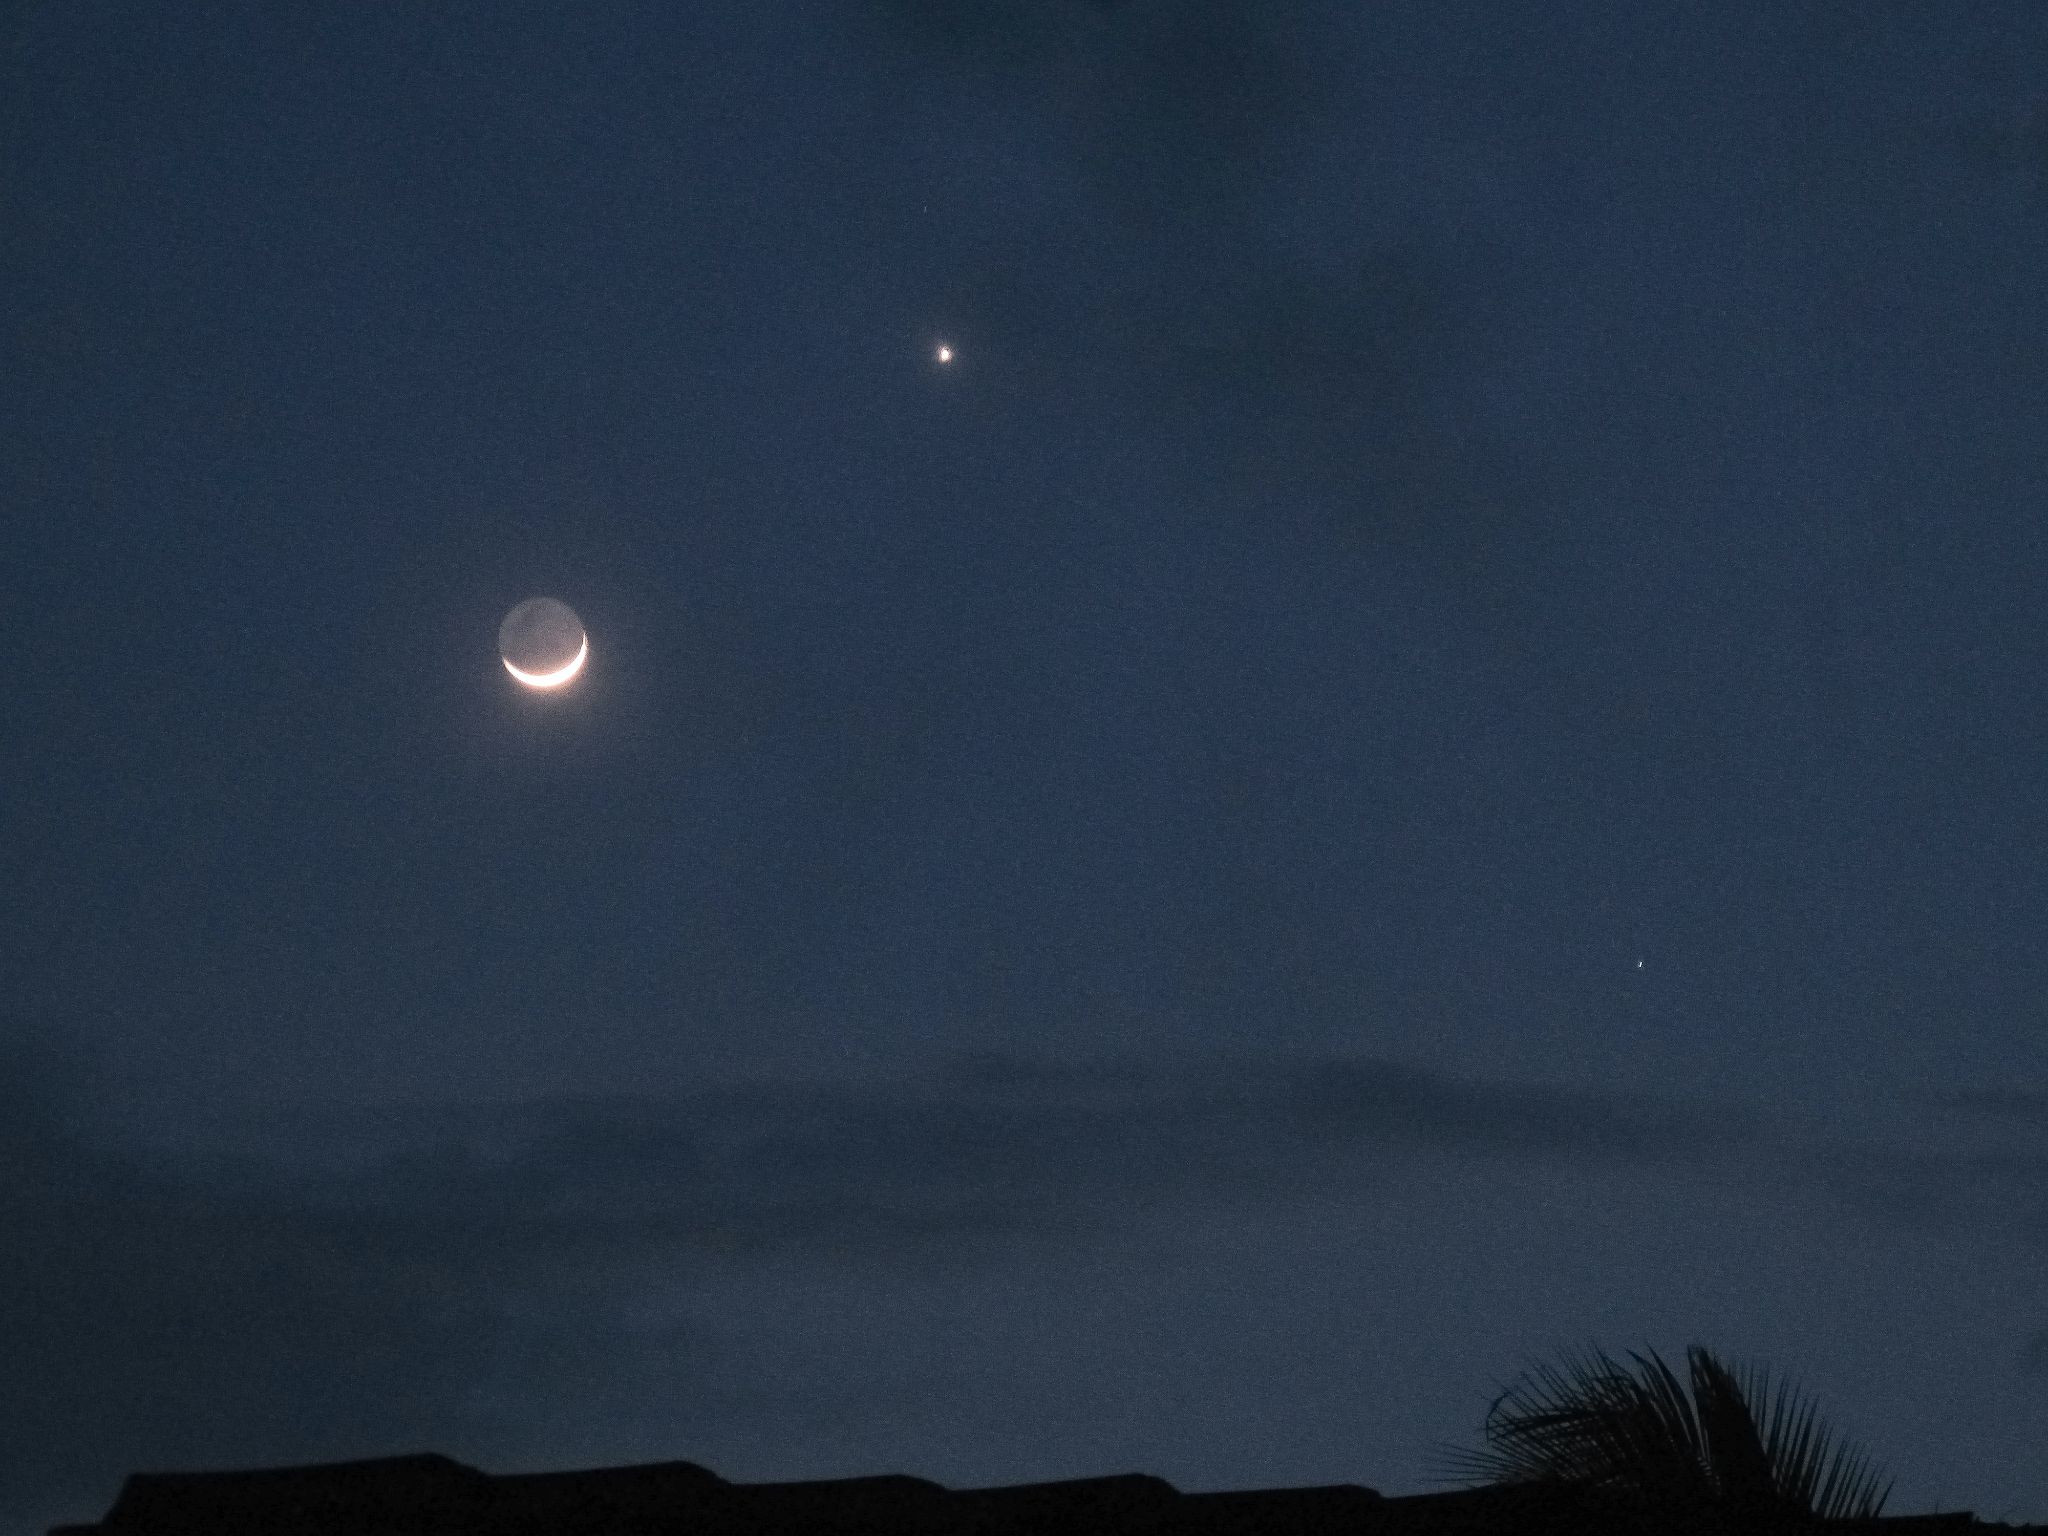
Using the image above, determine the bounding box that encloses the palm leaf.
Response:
[1422,1341,1895,1522]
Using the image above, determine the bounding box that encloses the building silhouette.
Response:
[48,1451,2029,1536]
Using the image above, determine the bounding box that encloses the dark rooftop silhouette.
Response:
[46,1452,2039,1536]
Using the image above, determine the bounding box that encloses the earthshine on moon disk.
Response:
[499,596,587,689]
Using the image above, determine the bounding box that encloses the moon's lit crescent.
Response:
[503,633,588,688]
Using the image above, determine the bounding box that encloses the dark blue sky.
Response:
[6,2,2048,1530]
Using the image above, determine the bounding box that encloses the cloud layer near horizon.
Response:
[9,1021,2047,1528]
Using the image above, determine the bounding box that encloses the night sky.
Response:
[6,2,2048,1531]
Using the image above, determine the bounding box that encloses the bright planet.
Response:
[498,596,587,689]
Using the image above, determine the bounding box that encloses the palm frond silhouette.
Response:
[1423,1342,1895,1523]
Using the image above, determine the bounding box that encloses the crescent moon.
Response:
[503,633,588,689]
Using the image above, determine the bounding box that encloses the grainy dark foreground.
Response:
[46,1453,2042,1536]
